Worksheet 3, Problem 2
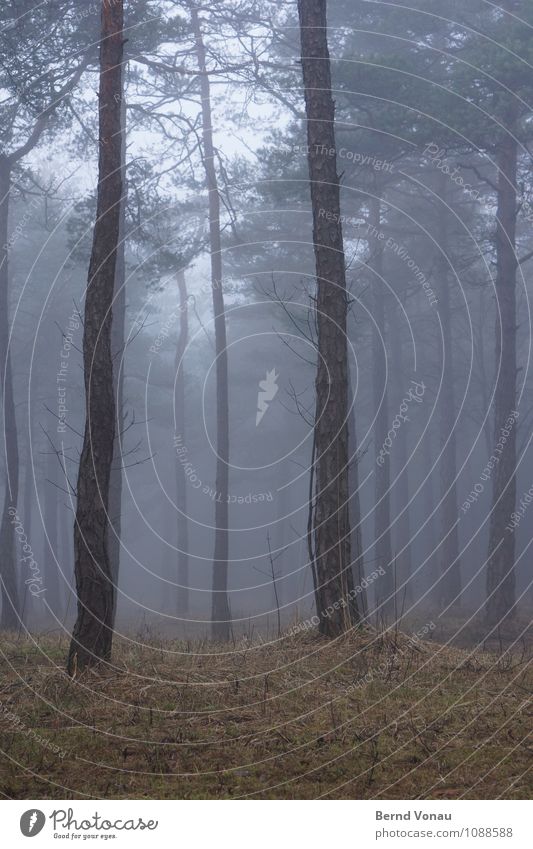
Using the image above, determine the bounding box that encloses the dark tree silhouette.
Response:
[67,0,124,674]
[298,0,359,636]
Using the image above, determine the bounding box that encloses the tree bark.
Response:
[298,0,359,636]
[175,269,189,616]
[191,8,231,641]
[486,128,518,625]
[0,155,20,631]
[67,0,124,674]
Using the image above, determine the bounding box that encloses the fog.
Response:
[2,0,532,647]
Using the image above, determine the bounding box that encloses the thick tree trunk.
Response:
[435,177,462,609]
[368,193,394,621]
[298,0,358,636]
[0,156,20,631]
[67,0,124,674]
[191,8,231,641]
[175,269,189,616]
[109,84,127,628]
[486,129,518,625]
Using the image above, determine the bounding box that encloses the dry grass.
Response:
[0,626,531,799]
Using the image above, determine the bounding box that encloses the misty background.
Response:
[2,0,532,644]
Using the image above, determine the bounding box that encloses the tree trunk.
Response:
[191,8,231,641]
[109,80,127,628]
[298,0,358,636]
[67,0,124,674]
[175,269,189,616]
[0,155,20,631]
[435,176,462,609]
[486,129,518,625]
[368,193,395,621]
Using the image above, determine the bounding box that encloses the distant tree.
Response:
[0,2,92,630]
[433,174,463,610]
[43,448,63,621]
[131,0,265,639]
[445,0,533,624]
[189,5,231,640]
[367,188,395,620]
[175,269,190,616]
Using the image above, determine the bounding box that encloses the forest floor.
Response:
[0,626,531,799]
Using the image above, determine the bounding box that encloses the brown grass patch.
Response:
[0,627,531,799]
